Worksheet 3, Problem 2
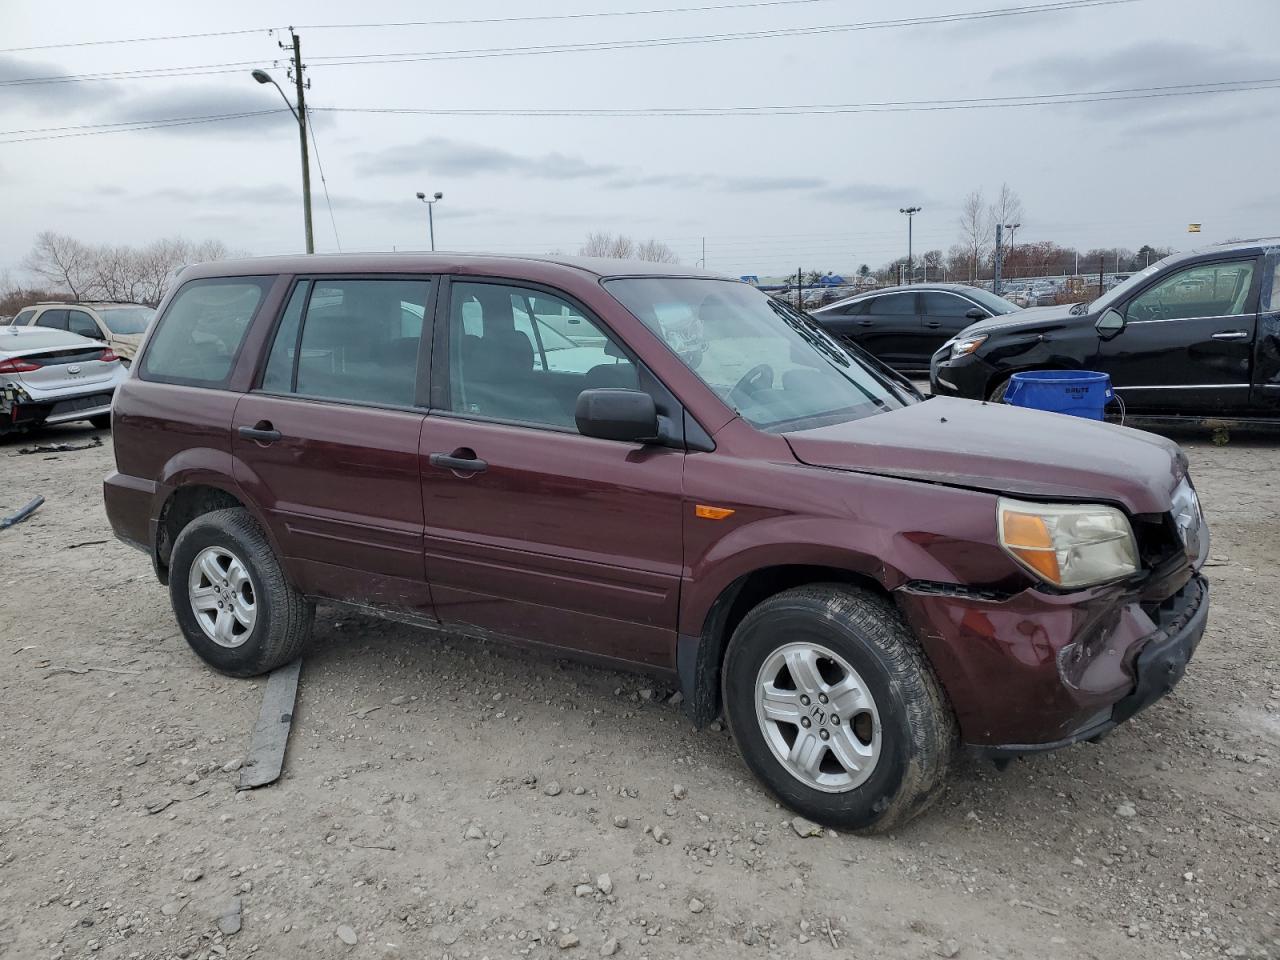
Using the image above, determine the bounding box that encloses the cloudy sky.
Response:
[1,0,1277,277]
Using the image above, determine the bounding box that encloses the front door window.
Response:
[1125,260,1256,322]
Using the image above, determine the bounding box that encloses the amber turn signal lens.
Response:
[999,508,1061,583]
[695,504,735,521]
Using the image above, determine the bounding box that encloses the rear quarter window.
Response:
[141,277,273,386]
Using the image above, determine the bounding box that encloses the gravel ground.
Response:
[0,420,1276,960]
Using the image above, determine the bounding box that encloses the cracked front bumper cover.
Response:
[897,572,1208,753]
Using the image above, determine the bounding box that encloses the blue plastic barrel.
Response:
[1004,370,1113,420]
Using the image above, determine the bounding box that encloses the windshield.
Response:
[1088,261,1165,312]
[99,305,155,335]
[964,287,1022,315]
[604,277,911,431]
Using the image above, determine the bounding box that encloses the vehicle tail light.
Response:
[100,349,119,363]
[0,357,40,373]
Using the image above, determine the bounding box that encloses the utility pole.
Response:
[993,223,1003,295]
[1003,222,1020,279]
[291,33,314,254]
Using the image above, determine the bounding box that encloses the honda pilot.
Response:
[104,254,1209,833]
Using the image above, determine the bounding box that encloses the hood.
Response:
[958,302,1084,337]
[783,396,1184,515]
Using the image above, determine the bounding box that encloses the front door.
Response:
[232,276,437,620]
[857,291,921,368]
[1094,256,1260,413]
[918,290,983,366]
[418,278,685,669]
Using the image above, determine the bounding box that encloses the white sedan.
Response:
[0,325,128,434]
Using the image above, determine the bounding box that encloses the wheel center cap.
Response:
[810,703,827,725]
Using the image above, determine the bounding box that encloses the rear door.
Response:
[1252,253,1280,412]
[232,276,437,621]
[1094,256,1260,413]
[33,308,69,332]
[861,291,922,368]
[417,276,685,668]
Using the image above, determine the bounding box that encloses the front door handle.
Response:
[1211,330,1250,341]
[429,452,488,474]
[238,422,282,443]
[925,320,943,328]
[857,319,874,327]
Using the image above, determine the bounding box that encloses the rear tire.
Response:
[168,507,313,677]
[722,584,955,834]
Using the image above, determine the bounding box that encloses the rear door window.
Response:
[871,293,917,315]
[34,309,69,331]
[142,277,273,386]
[261,278,432,407]
[12,308,35,326]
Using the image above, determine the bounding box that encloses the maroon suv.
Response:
[103,254,1209,832]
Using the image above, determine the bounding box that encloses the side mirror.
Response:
[575,388,659,443]
[1095,308,1126,338]
[964,307,986,321]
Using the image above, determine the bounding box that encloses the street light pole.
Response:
[251,43,313,254]
[416,192,444,250]
[899,206,921,284]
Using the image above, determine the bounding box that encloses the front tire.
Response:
[168,507,313,677]
[722,584,955,834]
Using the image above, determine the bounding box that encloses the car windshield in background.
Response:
[99,305,154,335]
[965,287,1022,315]
[604,277,910,431]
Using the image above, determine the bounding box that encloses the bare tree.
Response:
[988,182,1024,233]
[18,233,239,306]
[23,231,96,300]
[635,238,680,264]
[579,231,636,259]
[957,190,992,284]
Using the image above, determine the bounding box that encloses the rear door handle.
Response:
[857,319,874,326]
[1211,330,1250,341]
[925,320,943,328]
[429,452,488,474]
[238,423,282,443]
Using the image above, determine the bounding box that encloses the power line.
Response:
[0,0,838,54]
[2,77,1273,144]
[306,115,342,252]
[0,1,1138,86]
[313,78,1280,117]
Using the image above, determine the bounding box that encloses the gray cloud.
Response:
[104,85,305,137]
[356,135,621,179]
[0,54,122,110]
[813,183,919,206]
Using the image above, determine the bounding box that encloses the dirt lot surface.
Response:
[0,422,1276,960]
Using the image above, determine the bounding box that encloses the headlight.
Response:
[950,335,987,359]
[997,497,1138,588]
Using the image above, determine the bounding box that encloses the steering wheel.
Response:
[728,363,774,405]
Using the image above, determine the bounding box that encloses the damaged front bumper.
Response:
[895,569,1208,755]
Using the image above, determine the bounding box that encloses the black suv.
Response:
[930,240,1280,418]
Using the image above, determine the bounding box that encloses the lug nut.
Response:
[800,695,810,706]
[819,729,830,741]
[800,717,811,728]
[818,693,828,704]
[831,715,840,725]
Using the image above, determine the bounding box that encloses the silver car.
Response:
[0,325,128,434]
